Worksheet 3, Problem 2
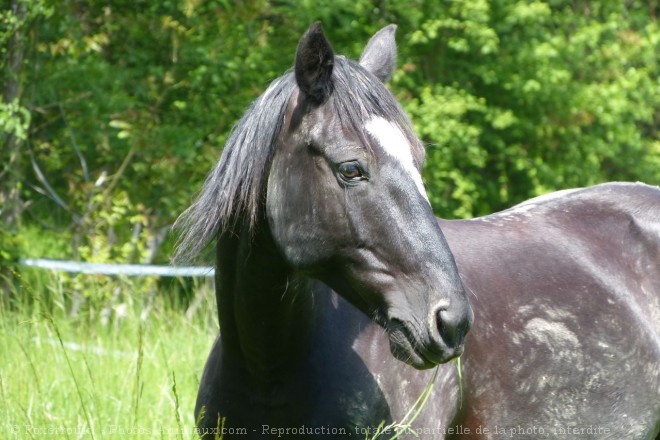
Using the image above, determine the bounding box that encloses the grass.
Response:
[2,266,463,440]
[368,365,441,440]
[0,266,218,439]
[368,358,463,439]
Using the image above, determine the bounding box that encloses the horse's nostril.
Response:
[436,310,447,339]
[435,307,465,348]
[435,309,450,345]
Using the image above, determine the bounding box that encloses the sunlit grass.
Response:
[0,268,217,439]
[2,267,464,440]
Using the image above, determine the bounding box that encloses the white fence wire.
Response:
[19,258,215,278]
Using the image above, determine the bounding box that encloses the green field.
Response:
[1,268,218,440]
[1,268,445,440]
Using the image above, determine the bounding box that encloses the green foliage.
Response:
[0,98,30,140]
[397,0,659,216]
[0,227,20,266]
[1,0,52,140]
[0,0,52,60]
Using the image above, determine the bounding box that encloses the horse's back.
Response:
[441,182,660,439]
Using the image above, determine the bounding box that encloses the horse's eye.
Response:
[338,162,363,181]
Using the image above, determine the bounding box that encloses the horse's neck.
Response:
[215,223,317,384]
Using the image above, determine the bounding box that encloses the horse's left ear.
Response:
[295,22,335,103]
[359,24,397,83]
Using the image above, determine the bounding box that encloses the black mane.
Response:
[174,56,423,262]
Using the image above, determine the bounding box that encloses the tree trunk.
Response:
[1,0,27,298]
[1,0,27,227]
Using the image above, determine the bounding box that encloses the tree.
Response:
[1,0,51,291]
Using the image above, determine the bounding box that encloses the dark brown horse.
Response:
[176,23,660,439]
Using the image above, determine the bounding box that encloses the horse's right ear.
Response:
[295,22,334,103]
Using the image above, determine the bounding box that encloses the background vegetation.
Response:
[2,0,659,263]
[1,0,658,438]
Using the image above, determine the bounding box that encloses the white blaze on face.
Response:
[365,117,429,202]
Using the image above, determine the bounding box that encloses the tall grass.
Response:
[2,266,463,440]
[1,266,218,439]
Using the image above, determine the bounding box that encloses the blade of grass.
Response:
[172,371,184,440]
[133,322,144,427]
[0,371,6,414]
[43,312,96,440]
[17,400,37,440]
[387,366,440,440]
[15,337,42,395]
[365,420,387,439]
[193,406,206,440]
[214,414,226,440]
[369,365,440,440]
[456,356,463,409]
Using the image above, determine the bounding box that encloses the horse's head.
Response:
[266,23,473,368]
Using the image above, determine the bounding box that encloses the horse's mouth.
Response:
[387,319,462,370]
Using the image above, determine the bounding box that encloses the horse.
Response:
[176,23,660,439]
